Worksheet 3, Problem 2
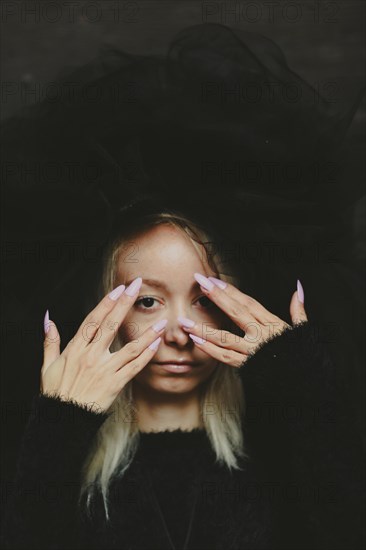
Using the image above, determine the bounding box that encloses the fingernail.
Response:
[152,319,168,332]
[108,284,126,301]
[208,276,227,289]
[177,316,195,328]
[125,277,142,297]
[194,273,214,292]
[149,336,162,350]
[189,334,206,344]
[297,279,305,304]
[44,309,50,335]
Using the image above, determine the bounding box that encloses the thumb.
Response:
[43,309,61,371]
[289,280,308,326]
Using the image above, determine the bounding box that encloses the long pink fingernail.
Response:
[177,316,195,328]
[149,336,161,350]
[108,284,126,301]
[125,277,142,297]
[194,273,214,292]
[189,334,206,344]
[152,319,168,332]
[297,279,305,304]
[208,277,227,289]
[44,310,50,334]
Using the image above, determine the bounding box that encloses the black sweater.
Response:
[1,322,364,550]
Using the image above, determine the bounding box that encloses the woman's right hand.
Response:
[40,277,166,413]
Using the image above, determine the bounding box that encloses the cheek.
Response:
[118,316,147,342]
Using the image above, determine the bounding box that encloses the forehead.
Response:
[115,224,212,279]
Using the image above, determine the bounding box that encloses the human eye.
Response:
[134,296,161,311]
[195,295,215,309]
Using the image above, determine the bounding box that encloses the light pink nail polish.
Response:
[208,277,227,289]
[44,310,50,335]
[152,319,168,332]
[297,279,305,304]
[177,316,195,328]
[125,277,142,297]
[189,333,206,344]
[194,273,214,292]
[108,284,126,301]
[149,336,161,350]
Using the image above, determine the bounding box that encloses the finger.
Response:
[290,280,308,326]
[42,310,61,372]
[114,335,163,386]
[194,273,257,332]
[207,275,277,323]
[90,277,145,351]
[107,318,168,371]
[178,319,255,355]
[70,283,127,349]
[188,333,247,368]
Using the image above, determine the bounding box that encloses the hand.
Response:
[41,278,167,412]
[178,274,308,367]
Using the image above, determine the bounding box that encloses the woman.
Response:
[1,201,363,550]
[2,21,364,550]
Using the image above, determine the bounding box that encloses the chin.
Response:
[152,381,200,395]
[133,364,217,394]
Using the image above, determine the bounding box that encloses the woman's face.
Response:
[116,223,225,396]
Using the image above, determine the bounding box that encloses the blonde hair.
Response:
[78,209,249,521]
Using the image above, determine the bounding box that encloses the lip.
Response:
[154,361,198,374]
[157,360,196,365]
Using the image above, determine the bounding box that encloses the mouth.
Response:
[154,361,199,374]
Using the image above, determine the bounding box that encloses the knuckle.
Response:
[230,305,243,319]
[84,314,100,328]
[221,350,233,363]
[129,358,143,373]
[102,318,119,332]
[80,353,96,370]
[247,320,260,332]
[219,331,232,346]
[43,334,59,347]
[43,340,52,351]
[81,321,101,343]
[123,340,140,358]
[131,357,147,372]
[270,315,283,325]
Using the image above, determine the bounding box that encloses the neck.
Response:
[132,383,204,433]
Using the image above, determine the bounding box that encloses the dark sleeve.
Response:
[1,392,110,550]
[237,321,365,550]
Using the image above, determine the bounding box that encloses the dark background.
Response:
[1,0,365,510]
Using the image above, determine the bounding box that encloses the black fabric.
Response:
[1,321,364,550]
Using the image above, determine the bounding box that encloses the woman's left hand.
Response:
[178,273,308,367]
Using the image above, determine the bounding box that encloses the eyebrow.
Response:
[124,277,200,291]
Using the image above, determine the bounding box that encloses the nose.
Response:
[162,314,193,347]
